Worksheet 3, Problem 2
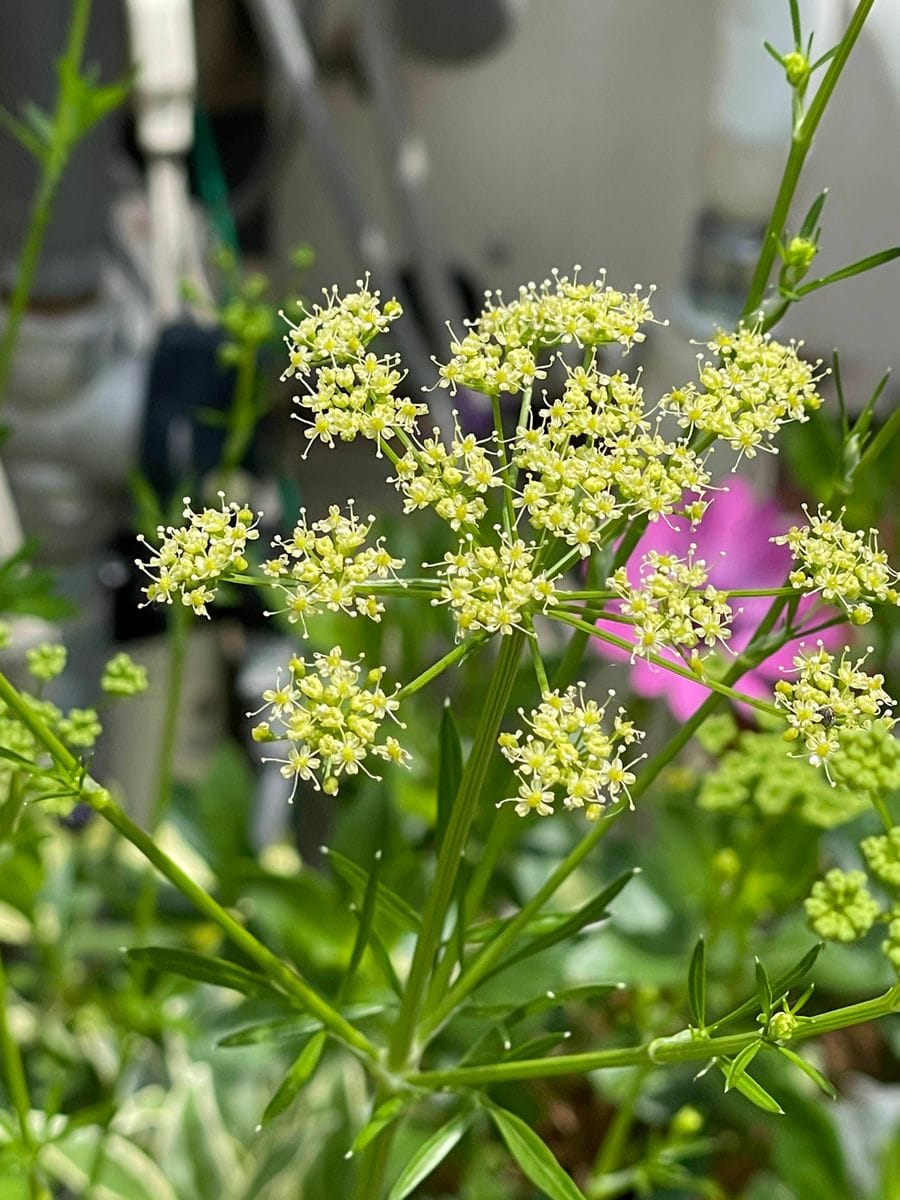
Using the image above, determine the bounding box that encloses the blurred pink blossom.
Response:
[594,477,843,719]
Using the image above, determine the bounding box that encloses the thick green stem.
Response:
[742,0,876,319]
[388,629,525,1072]
[0,0,94,407]
[408,985,900,1089]
[220,346,259,482]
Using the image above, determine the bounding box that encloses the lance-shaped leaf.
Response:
[260,1031,327,1125]
[323,847,421,932]
[724,1040,763,1092]
[709,943,822,1032]
[437,699,463,849]
[717,1057,783,1115]
[485,1101,587,1200]
[339,850,383,1002]
[387,1110,472,1200]
[799,188,828,239]
[218,1003,388,1048]
[504,1031,572,1061]
[688,936,707,1029]
[349,1094,414,1155]
[0,105,47,161]
[795,247,900,298]
[755,959,773,1022]
[126,947,286,1001]
[481,868,639,983]
[463,982,622,1028]
[777,1045,837,1099]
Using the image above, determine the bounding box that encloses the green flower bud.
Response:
[26,643,67,683]
[101,652,149,697]
[671,1105,704,1137]
[783,235,818,273]
[768,1010,798,1042]
[804,868,880,942]
[862,827,900,890]
[783,50,811,89]
[58,707,102,749]
[882,916,900,973]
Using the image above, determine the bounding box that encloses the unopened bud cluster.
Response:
[498,685,644,819]
[773,505,900,624]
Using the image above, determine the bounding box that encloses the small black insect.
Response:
[818,706,836,728]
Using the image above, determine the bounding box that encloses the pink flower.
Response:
[593,478,844,719]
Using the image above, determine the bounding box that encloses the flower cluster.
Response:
[295,352,426,453]
[772,505,900,623]
[513,367,710,551]
[774,644,896,773]
[659,326,824,459]
[862,826,900,889]
[498,685,644,819]
[261,504,404,629]
[390,424,503,529]
[433,533,556,639]
[437,269,655,396]
[250,648,408,798]
[26,643,67,682]
[804,869,880,942]
[281,279,402,377]
[101,652,149,697]
[607,550,733,661]
[137,494,260,617]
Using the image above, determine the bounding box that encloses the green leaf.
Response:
[0,104,47,160]
[725,1040,763,1092]
[361,921,402,997]
[688,936,707,1028]
[218,1003,387,1047]
[437,700,463,848]
[789,0,802,47]
[350,1095,413,1155]
[58,62,132,142]
[339,849,383,1002]
[857,397,900,475]
[503,1031,572,1061]
[755,959,773,1020]
[710,944,821,1031]
[717,1059,784,1115]
[21,102,54,148]
[485,1101,586,1200]
[776,1045,837,1099]
[464,983,621,1027]
[323,847,421,932]
[387,1111,472,1200]
[799,189,828,239]
[486,867,639,979]
[126,947,286,1001]
[796,247,900,297]
[260,1031,327,1124]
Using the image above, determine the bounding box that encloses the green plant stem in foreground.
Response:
[0,947,50,1200]
[743,0,876,319]
[407,985,900,1090]
[387,629,526,1072]
[0,0,94,407]
[0,669,379,1064]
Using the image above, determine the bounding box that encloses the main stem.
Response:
[742,0,876,318]
[387,629,524,1072]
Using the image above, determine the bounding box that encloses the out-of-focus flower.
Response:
[594,477,842,718]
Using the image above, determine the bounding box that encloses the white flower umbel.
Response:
[137,494,260,617]
[251,647,408,798]
[773,504,900,624]
[261,502,404,630]
[436,268,657,397]
[431,530,556,640]
[775,642,896,778]
[498,685,645,820]
[608,548,733,661]
[659,325,824,461]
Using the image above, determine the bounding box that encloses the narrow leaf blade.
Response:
[688,936,707,1028]
[725,1040,763,1092]
[437,700,463,848]
[387,1111,471,1200]
[351,1095,413,1155]
[324,847,421,931]
[260,1031,326,1124]
[777,1045,837,1098]
[486,1102,586,1200]
[126,947,285,1000]
[796,247,900,297]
